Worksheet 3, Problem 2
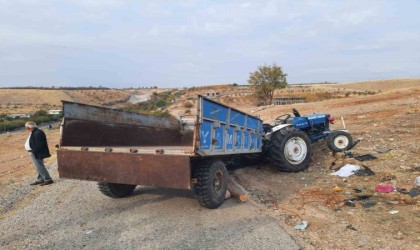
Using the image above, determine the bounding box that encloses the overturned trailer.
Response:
[57,96,263,208]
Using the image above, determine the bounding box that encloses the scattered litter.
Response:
[375,185,395,193]
[344,200,356,207]
[373,147,392,153]
[344,151,355,157]
[354,165,375,176]
[85,230,93,235]
[346,224,357,231]
[416,176,420,187]
[333,186,343,192]
[331,164,361,177]
[353,189,362,193]
[355,195,372,200]
[389,210,399,215]
[379,175,396,182]
[294,221,309,230]
[344,191,352,195]
[362,200,377,208]
[385,201,399,205]
[396,188,409,194]
[408,188,419,198]
[355,154,377,161]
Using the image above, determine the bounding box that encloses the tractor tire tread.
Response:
[193,159,227,209]
[98,182,136,198]
[267,126,311,172]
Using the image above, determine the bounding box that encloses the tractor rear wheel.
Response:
[267,126,311,172]
[327,131,353,152]
[193,159,228,209]
[98,182,136,198]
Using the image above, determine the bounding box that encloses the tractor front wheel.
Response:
[268,126,311,172]
[327,131,353,152]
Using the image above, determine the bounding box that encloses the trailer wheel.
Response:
[193,159,228,209]
[97,182,136,198]
[327,131,353,152]
[268,126,311,172]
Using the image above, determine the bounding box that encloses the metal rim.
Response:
[334,135,349,149]
[213,170,223,193]
[284,137,308,165]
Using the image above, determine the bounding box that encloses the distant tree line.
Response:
[1,86,110,90]
[0,110,61,132]
[1,86,161,90]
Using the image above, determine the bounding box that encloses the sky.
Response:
[0,0,419,88]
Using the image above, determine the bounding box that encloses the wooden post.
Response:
[227,176,249,202]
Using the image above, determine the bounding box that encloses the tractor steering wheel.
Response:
[274,114,291,125]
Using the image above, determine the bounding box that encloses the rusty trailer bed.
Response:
[59,146,195,156]
[57,149,192,190]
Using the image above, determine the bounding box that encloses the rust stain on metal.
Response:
[61,118,188,147]
[57,150,191,190]
[62,101,180,129]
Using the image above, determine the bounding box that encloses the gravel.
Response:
[0,162,300,249]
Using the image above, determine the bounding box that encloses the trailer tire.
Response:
[97,182,136,198]
[327,131,353,152]
[193,159,228,209]
[267,126,311,172]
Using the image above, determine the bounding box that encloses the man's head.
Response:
[25,121,37,132]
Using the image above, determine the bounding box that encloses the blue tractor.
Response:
[263,108,353,172]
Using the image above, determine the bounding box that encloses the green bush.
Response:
[184,102,193,108]
[0,115,61,132]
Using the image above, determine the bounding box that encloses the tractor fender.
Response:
[264,124,292,140]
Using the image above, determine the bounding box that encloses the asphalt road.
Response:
[0,162,300,250]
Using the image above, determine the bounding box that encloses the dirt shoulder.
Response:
[235,87,420,249]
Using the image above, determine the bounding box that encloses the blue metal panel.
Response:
[235,130,242,149]
[250,133,256,149]
[214,125,224,149]
[256,135,261,149]
[202,99,228,123]
[230,110,246,126]
[291,117,310,129]
[247,116,259,130]
[199,120,212,150]
[226,126,234,149]
[198,96,263,155]
[244,130,249,149]
[307,114,326,125]
[309,133,328,141]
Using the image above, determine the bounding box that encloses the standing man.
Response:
[25,121,54,186]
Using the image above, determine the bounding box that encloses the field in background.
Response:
[0,88,164,115]
[0,79,419,249]
[1,78,419,117]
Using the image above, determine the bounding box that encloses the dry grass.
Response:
[312,78,420,92]
[0,89,133,114]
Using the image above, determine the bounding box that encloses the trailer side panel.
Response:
[57,150,191,190]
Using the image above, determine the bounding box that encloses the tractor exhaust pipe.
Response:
[341,116,346,129]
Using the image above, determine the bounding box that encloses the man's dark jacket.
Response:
[29,128,51,159]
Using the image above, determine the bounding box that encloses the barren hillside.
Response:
[311,78,420,92]
[0,89,137,114]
